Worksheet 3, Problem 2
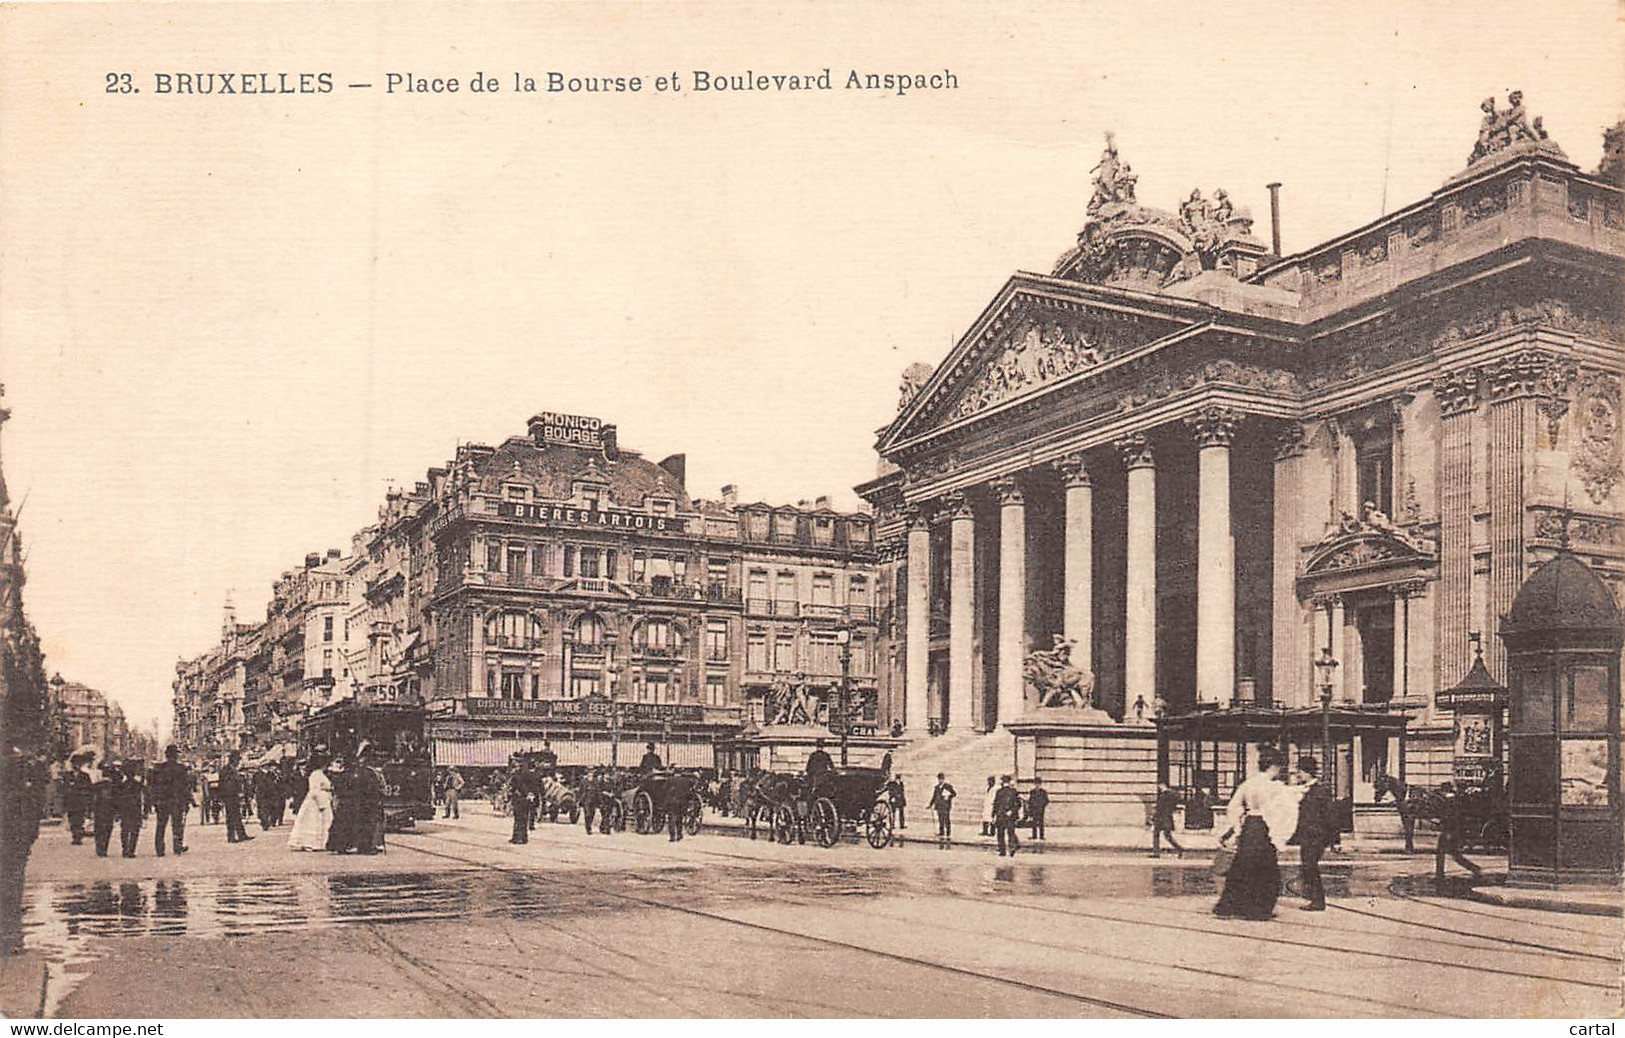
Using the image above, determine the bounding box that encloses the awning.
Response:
[432,735,712,769]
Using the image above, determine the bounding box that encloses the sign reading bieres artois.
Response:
[534,411,606,449]
[497,500,684,532]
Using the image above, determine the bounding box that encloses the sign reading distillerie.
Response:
[497,501,684,532]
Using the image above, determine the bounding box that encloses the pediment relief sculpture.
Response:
[1305,504,1437,576]
[950,320,1104,420]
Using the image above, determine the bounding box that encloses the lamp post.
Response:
[604,631,621,778]
[1314,647,1340,790]
[834,622,853,767]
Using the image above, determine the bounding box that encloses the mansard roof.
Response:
[473,437,691,511]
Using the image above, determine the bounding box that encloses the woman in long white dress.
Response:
[287,761,333,851]
[1213,748,1304,920]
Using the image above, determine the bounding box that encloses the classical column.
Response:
[1186,406,1241,705]
[993,476,1027,726]
[904,505,932,733]
[1117,434,1157,711]
[1055,453,1093,676]
[945,491,976,732]
[1272,421,1310,707]
[1328,595,1347,700]
[1433,368,1478,691]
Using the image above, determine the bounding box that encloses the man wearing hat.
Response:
[1287,754,1337,911]
[218,750,252,843]
[638,742,663,774]
[62,752,94,845]
[149,746,193,856]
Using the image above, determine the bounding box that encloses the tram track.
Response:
[397,832,1175,1018]
[402,823,1619,1006]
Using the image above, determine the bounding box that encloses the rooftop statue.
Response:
[1467,89,1566,166]
[897,361,935,411]
[1087,131,1138,214]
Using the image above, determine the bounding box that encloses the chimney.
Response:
[1266,182,1282,256]
[720,484,738,507]
[602,424,619,460]
[815,495,831,510]
[797,499,811,510]
[657,453,686,486]
[304,553,321,569]
[326,548,341,561]
[222,595,237,635]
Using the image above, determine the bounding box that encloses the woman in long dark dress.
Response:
[325,756,356,853]
[1214,750,1288,920]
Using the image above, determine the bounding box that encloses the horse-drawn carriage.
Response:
[1374,772,1509,853]
[738,767,892,849]
[621,770,705,836]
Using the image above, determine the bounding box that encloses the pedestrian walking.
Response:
[62,753,93,845]
[1433,782,1484,884]
[443,767,464,819]
[1287,756,1336,910]
[1025,779,1049,840]
[352,745,386,854]
[288,753,333,851]
[928,773,956,846]
[1151,782,1184,858]
[218,752,253,843]
[664,772,694,842]
[1213,749,1288,921]
[980,776,997,836]
[508,760,537,844]
[580,768,600,834]
[993,775,1022,857]
[885,774,906,830]
[255,767,282,830]
[90,757,116,857]
[112,762,146,859]
[326,756,357,852]
[148,745,192,856]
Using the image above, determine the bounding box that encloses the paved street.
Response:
[17,806,1621,1019]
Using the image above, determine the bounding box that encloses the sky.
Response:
[2,0,1621,735]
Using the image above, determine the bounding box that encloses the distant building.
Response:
[46,675,149,761]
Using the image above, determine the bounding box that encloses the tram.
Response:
[298,700,435,830]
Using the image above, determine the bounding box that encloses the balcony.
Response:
[772,600,800,618]
[746,597,772,616]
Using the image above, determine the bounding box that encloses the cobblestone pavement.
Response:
[16,807,1621,1018]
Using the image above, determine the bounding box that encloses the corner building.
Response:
[422,414,879,770]
[861,101,1624,826]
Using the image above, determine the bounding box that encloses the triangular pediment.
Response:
[881,277,1207,451]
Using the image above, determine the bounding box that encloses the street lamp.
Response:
[603,630,621,777]
[834,622,854,767]
[1313,647,1340,790]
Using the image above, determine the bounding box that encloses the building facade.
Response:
[174,411,881,771]
[861,98,1624,819]
[47,675,154,762]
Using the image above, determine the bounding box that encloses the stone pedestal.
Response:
[1007,711,1159,826]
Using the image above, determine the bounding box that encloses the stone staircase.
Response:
[893,728,1018,834]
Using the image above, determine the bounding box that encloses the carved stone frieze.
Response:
[1572,370,1623,504]
[1184,405,1244,448]
[1118,359,1297,413]
[1531,506,1622,548]
[951,319,1104,420]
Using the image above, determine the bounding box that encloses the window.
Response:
[581,485,602,509]
[505,485,528,501]
[572,614,604,647]
[644,670,671,704]
[641,618,678,652]
[748,569,768,599]
[579,548,601,578]
[812,573,834,606]
[604,549,618,581]
[531,544,548,576]
[747,632,768,672]
[632,553,647,582]
[775,632,796,671]
[486,611,542,650]
[563,545,576,577]
[506,546,527,577]
[1357,433,1394,517]
[486,543,502,571]
[322,649,333,678]
[706,620,729,660]
[531,673,541,699]
[499,670,526,700]
[707,558,729,587]
[568,671,601,698]
[849,574,868,603]
[809,631,838,674]
[324,616,334,642]
[706,672,728,707]
[776,571,796,601]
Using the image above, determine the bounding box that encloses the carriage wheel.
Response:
[866,805,893,850]
[772,804,795,845]
[633,791,656,834]
[811,798,840,848]
[603,799,624,832]
[684,795,703,836]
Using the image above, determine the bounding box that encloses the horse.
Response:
[1372,772,1446,854]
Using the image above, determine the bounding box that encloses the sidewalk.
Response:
[0,951,49,1019]
[701,811,1226,856]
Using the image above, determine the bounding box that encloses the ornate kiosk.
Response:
[1500,550,1622,887]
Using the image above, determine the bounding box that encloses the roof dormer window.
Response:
[504,484,529,502]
